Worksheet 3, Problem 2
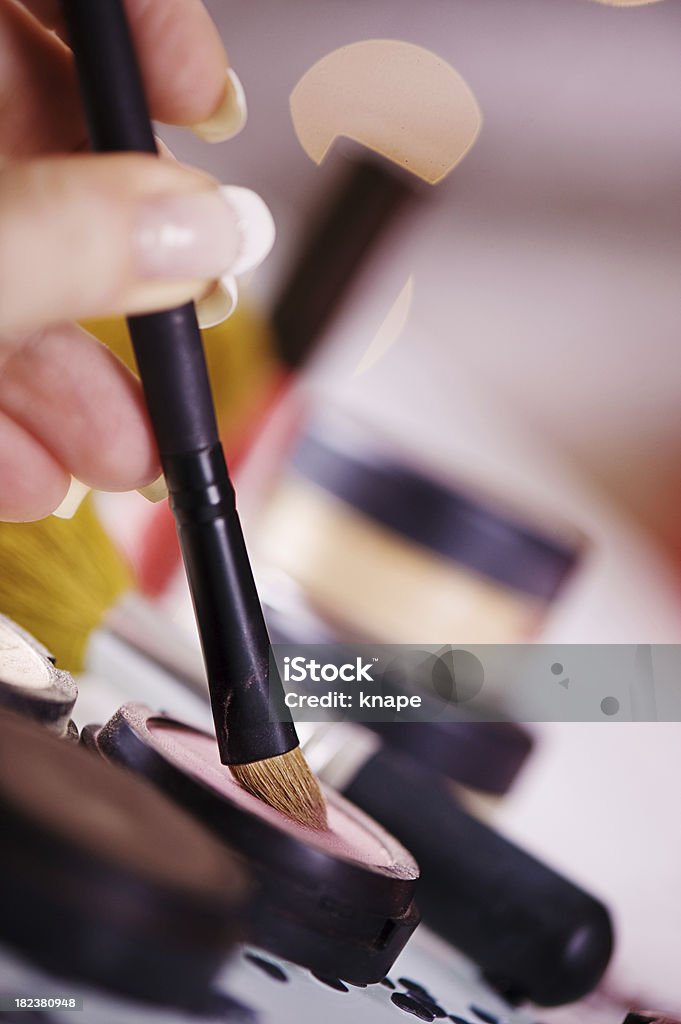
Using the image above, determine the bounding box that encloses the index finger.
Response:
[21,0,232,127]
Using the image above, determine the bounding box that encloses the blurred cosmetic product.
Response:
[86,703,420,986]
[0,712,249,1017]
[89,149,422,599]
[260,590,612,1006]
[0,615,78,740]
[255,412,583,645]
[299,717,613,1007]
[262,577,534,799]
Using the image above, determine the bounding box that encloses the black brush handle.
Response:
[61,0,297,764]
[344,746,614,1006]
[272,153,416,369]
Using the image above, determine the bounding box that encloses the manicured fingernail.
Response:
[220,186,275,275]
[52,477,90,519]
[135,186,273,281]
[196,275,238,328]
[137,476,168,503]
[191,69,247,143]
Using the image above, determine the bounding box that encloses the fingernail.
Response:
[196,275,238,329]
[221,186,276,276]
[191,69,247,143]
[52,477,90,519]
[135,186,274,281]
[137,475,168,503]
[155,136,178,161]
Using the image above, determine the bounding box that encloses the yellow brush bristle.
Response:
[0,496,132,672]
[230,746,328,830]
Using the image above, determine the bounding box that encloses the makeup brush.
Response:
[133,150,420,597]
[0,496,132,673]
[87,41,483,598]
[60,0,325,829]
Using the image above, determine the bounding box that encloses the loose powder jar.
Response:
[256,414,582,645]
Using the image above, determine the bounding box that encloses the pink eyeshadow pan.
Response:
[148,719,400,870]
[93,704,420,985]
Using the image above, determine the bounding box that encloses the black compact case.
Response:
[344,742,614,1006]
[0,711,248,1011]
[366,717,532,796]
[87,703,421,985]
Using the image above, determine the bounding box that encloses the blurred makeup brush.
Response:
[53,41,483,600]
[133,150,421,597]
[60,0,325,829]
[131,42,483,598]
[84,299,280,592]
[0,495,131,673]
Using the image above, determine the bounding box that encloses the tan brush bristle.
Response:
[230,745,327,830]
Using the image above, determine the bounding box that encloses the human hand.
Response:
[0,0,274,521]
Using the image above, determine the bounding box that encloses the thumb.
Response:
[0,154,274,336]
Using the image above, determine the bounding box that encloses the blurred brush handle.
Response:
[273,152,417,368]
[344,744,614,1007]
[62,0,298,764]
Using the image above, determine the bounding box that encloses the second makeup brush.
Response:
[60,0,325,829]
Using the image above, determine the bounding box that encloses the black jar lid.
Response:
[290,420,581,603]
[368,716,533,796]
[0,711,248,1010]
[91,703,420,985]
[0,615,77,735]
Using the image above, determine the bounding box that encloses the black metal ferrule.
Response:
[164,445,298,765]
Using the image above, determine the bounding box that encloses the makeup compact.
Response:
[256,413,583,645]
[0,614,78,739]
[0,710,248,1012]
[87,703,420,985]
